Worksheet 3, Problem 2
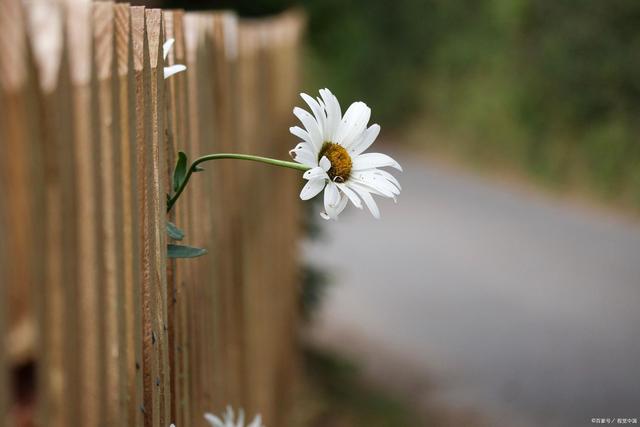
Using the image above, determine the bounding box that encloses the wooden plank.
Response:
[265,14,305,422]
[145,10,171,426]
[27,1,79,425]
[210,12,244,411]
[162,13,178,426]
[174,11,193,427]
[0,1,46,426]
[162,10,192,427]
[63,0,105,424]
[132,7,160,426]
[0,23,9,419]
[181,13,219,422]
[93,2,127,425]
[115,4,144,427]
[237,20,270,422]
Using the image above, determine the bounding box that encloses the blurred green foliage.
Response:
[424,0,640,202]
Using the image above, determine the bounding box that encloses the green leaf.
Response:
[166,221,185,241]
[193,165,205,172]
[173,151,188,193]
[167,244,207,259]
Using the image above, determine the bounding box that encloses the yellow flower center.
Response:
[319,142,352,183]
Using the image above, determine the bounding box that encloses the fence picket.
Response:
[0,5,304,426]
[64,0,104,424]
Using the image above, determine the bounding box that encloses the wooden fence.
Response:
[0,1,305,426]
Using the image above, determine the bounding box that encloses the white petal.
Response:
[350,171,398,198]
[335,192,349,216]
[293,107,323,151]
[289,143,317,167]
[337,182,362,209]
[349,124,381,155]
[373,169,402,190]
[236,409,244,427]
[300,178,326,200]
[204,412,224,427]
[289,126,315,147]
[301,93,327,139]
[248,415,263,427]
[319,155,331,172]
[163,38,175,60]
[350,183,381,219]
[352,152,402,171]
[225,406,234,423]
[319,88,341,141]
[303,166,328,181]
[164,64,186,79]
[336,101,370,148]
[323,182,341,220]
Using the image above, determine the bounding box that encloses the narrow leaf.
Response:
[173,151,188,193]
[194,165,205,172]
[167,244,207,259]
[167,221,185,241]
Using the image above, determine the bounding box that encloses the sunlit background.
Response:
[158,1,640,425]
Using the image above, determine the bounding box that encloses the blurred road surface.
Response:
[305,148,640,427]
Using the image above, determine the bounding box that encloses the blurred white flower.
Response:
[163,38,187,80]
[204,406,264,427]
[289,88,402,220]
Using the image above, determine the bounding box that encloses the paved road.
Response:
[305,149,640,427]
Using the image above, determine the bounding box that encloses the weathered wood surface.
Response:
[0,3,304,426]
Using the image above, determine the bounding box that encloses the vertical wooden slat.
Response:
[0,0,46,426]
[27,1,80,425]
[210,13,245,411]
[0,2,13,418]
[184,14,218,421]
[266,14,305,422]
[93,2,126,425]
[115,4,144,426]
[132,7,159,426]
[175,11,193,426]
[163,12,179,423]
[237,20,269,423]
[65,0,105,424]
[146,9,171,426]
[163,9,192,426]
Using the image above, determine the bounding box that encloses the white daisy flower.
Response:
[289,89,402,220]
[163,38,187,80]
[204,406,264,427]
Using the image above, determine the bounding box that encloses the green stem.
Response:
[167,153,311,213]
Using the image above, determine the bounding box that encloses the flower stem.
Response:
[167,153,311,213]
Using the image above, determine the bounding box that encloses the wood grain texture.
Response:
[115,4,144,426]
[93,3,126,425]
[0,2,46,426]
[163,10,192,426]
[27,1,79,425]
[210,13,245,411]
[183,14,218,421]
[0,6,305,425]
[132,7,160,427]
[64,1,104,425]
[147,9,172,427]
